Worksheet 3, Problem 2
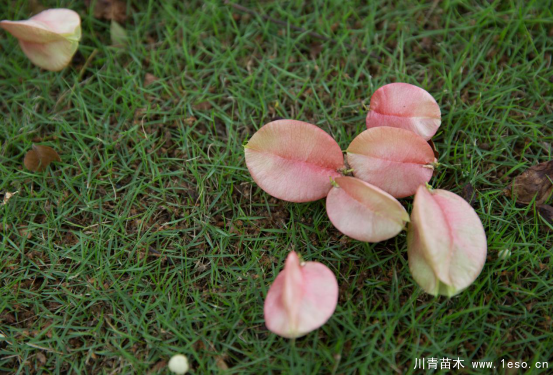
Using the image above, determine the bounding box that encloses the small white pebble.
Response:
[168,354,189,374]
[498,249,511,259]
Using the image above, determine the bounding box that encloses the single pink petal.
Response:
[0,9,81,71]
[264,251,338,338]
[326,176,409,242]
[366,83,441,140]
[245,120,344,202]
[347,127,435,198]
[408,185,487,297]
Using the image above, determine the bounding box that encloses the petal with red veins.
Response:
[366,83,441,140]
[264,251,339,338]
[326,176,409,242]
[245,120,344,202]
[347,127,435,198]
[408,185,487,297]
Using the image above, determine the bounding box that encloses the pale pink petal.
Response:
[347,127,435,198]
[366,83,441,140]
[18,39,79,71]
[326,176,409,242]
[25,9,81,37]
[264,251,338,338]
[408,185,487,297]
[245,120,344,202]
[0,9,81,71]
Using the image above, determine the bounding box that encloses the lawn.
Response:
[1,0,552,373]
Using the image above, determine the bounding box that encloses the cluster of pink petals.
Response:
[1,9,81,71]
[246,83,488,337]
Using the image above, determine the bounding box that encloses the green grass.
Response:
[1,0,552,373]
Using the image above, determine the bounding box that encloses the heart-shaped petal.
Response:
[326,176,409,242]
[245,120,344,202]
[366,83,441,140]
[347,127,436,198]
[1,9,81,71]
[408,185,487,297]
[264,251,338,338]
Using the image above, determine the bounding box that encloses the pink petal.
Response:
[326,176,409,242]
[366,83,441,140]
[264,251,338,338]
[408,185,487,297]
[245,120,344,202]
[0,9,81,71]
[347,127,435,198]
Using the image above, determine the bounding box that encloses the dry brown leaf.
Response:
[184,116,197,126]
[19,227,32,239]
[309,43,323,59]
[36,352,47,365]
[504,161,553,205]
[427,139,439,159]
[24,144,61,172]
[143,73,158,87]
[193,101,212,111]
[84,0,127,23]
[538,205,553,225]
[147,359,167,374]
[462,183,476,206]
[215,356,229,370]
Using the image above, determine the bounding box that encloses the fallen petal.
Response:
[408,185,487,297]
[347,127,436,198]
[326,176,409,242]
[366,83,441,140]
[245,120,344,202]
[1,9,81,71]
[264,251,338,338]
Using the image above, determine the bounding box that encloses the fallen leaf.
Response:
[147,359,167,374]
[215,356,229,370]
[2,191,19,206]
[84,0,127,23]
[19,227,32,239]
[504,161,553,205]
[110,20,128,46]
[538,205,553,225]
[36,352,46,365]
[462,183,476,206]
[309,43,323,59]
[143,73,158,87]
[184,116,197,126]
[427,139,439,159]
[193,101,212,111]
[24,144,61,172]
